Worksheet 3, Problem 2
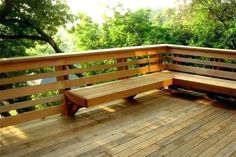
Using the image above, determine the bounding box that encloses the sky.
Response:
[66,0,175,23]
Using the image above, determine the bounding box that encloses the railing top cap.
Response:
[0,44,167,64]
[0,44,235,64]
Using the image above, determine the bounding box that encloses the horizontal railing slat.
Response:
[0,57,159,85]
[168,64,236,80]
[0,50,161,73]
[0,94,64,113]
[0,105,65,128]
[171,48,236,60]
[0,65,162,100]
[171,57,236,69]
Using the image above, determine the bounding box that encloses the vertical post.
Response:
[163,46,170,70]
[117,58,128,71]
[55,65,69,115]
[117,58,128,79]
[155,53,161,70]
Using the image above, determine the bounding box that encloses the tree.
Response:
[103,7,153,47]
[180,0,236,49]
[0,0,74,57]
[70,13,101,50]
[72,6,158,49]
[0,0,77,116]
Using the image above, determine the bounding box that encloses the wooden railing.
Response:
[167,45,236,80]
[0,44,235,127]
[0,45,167,127]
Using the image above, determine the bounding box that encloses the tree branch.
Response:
[0,34,48,42]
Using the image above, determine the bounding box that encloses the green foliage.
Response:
[33,91,59,109]
[0,0,74,116]
[104,8,153,47]
[70,13,101,50]
[0,0,74,57]
[72,1,236,50]
[182,0,236,49]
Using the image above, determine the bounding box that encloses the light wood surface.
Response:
[172,72,236,96]
[0,57,159,86]
[168,64,236,80]
[171,56,236,69]
[0,45,163,126]
[0,44,235,127]
[0,90,235,157]
[0,49,160,73]
[67,72,173,107]
[0,105,65,127]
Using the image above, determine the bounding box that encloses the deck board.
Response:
[0,90,235,157]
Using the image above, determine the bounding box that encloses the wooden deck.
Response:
[1,90,236,157]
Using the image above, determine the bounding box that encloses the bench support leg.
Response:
[67,102,81,117]
[65,97,82,117]
[126,95,136,101]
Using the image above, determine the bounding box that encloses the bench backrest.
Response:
[167,45,236,80]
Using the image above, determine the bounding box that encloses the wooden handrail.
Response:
[0,44,168,64]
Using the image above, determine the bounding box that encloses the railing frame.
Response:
[0,44,235,127]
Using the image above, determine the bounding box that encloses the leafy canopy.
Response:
[0,0,74,57]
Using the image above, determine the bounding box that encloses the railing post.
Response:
[55,65,69,115]
[117,58,128,71]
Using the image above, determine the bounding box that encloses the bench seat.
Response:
[172,72,236,97]
[65,72,173,115]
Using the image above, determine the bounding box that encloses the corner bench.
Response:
[167,46,236,99]
[64,45,236,116]
[172,72,236,97]
[65,72,173,116]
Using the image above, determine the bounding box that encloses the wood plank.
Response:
[0,49,159,73]
[171,56,236,69]
[1,93,186,155]
[205,140,236,157]
[171,48,236,60]
[87,79,172,106]
[0,91,220,157]
[168,44,236,54]
[41,98,209,157]
[168,64,236,80]
[161,113,235,157]
[0,105,65,128]
[0,94,64,112]
[69,72,173,98]
[132,108,232,157]
[110,106,219,157]
[0,57,159,86]
[71,72,168,96]
[0,45,166,64]
[172,72,236,96]
[75,103,199,156]
[198,129,236,157]
[229,151,236,157]
[0,65,162,100]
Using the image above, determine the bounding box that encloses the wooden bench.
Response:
[65,45,236,116]
[63,48,174,116]
[172,72,236,97]
[65,72,173,116]
[167,45,236,99]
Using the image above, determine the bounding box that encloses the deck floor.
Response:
[1,90,236,157]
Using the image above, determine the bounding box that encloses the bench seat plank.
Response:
[172,72,236,97]
[66,72,173,108]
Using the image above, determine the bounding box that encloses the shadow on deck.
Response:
[1,90,235,157]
